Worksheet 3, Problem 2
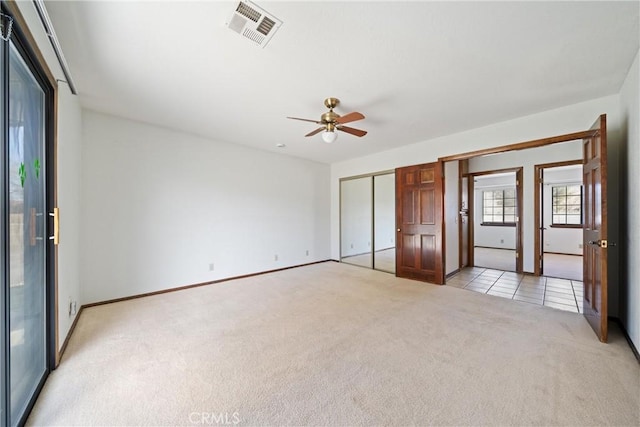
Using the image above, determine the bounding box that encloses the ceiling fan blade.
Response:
[335,112,365,124]
[338,126,367,137]
[305,127,325,137]
[287,116,322,124]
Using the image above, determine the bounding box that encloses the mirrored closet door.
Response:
[340,172,395,273]
[340,177,372,268]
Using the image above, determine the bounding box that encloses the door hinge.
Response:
[515,252,519,258]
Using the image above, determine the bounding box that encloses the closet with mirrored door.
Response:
[340,172,396,273]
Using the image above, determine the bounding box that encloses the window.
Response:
[552,185,582,225]
[482,189,516,225]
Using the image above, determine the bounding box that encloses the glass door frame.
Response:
[1,3,57,425]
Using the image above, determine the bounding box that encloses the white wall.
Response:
[80,111,330,303]
[16,2,84,350]
[542,167,582,255]
[55,90,83,345]
[620,49,639,350]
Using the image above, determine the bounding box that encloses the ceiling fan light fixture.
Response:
[287,98,366,143]
[322,130,337,144]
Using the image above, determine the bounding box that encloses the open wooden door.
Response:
[536,167,545,276]
[515,168,524,273]
[459,159,469,269]
[395,162,444,284]
[460,176,469,269]
[583,114,607,342]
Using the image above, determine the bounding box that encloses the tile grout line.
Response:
[512,274,525,300]
[463,268,487,290]
[571,280,580,313]
[485,270,504,294]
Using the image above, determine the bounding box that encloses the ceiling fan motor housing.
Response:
[321,111,340,124]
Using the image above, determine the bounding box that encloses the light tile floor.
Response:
[447,267,583,313]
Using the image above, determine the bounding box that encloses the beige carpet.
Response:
[28,262,639,426]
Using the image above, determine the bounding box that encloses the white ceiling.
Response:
[44,1,639,164]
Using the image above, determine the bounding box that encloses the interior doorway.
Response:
[467,168,523,273]
[534,161,583,280]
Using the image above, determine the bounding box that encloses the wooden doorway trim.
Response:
[439,130,596,163]
[468,175,474,267]
[533,159,583,276]
[441,127,598,278]
[466,167,523,273]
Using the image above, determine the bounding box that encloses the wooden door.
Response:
[583,114,608,342]
[536,167,545,275]
[460,176,469,268]
[515,169,524,273]
[395,162,444,284]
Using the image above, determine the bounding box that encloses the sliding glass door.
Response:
[7,39,48,426]
[1,10,55,425]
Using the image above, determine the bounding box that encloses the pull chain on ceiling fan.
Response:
[287,98,367,143]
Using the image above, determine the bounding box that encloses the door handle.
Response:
[397,228,401,232]
[49,207,59,245]
[588,240,608,248]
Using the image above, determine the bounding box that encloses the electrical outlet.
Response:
[274,254,278,261]
[500,239,504,244]
[209,263,214,271]
[350,243,353,249]
[305,250,309,256]
[579,243,583,249]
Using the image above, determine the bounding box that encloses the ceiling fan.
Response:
[287,98,367,143]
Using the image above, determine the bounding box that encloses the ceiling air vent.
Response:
[226,1,282,48]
